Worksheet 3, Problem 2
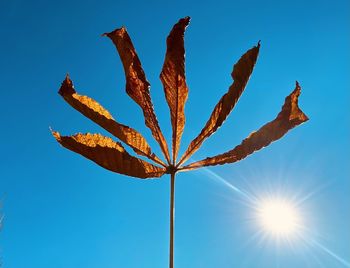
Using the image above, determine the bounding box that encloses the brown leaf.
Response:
[181,82,308,170]
[59,75,165,167]
[104,28,171,164]
[177,43,260,166]
[160,17,190,164]
[52,131,166,178]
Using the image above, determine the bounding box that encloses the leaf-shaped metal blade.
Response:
[104,28,171,164]
[58,75,165,167]
[52,131,166,178]
[181,82,308,171]
[160,17,190,164]
[178,43,260,166]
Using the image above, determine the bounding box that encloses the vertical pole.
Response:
[169,172,175,268]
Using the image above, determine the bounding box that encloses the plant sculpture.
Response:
[52,17,308,268]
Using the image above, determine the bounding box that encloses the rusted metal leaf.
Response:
[181,82,308,170]
[58,75,165,167]
[160,17,190,164]
[178,43,260,166]
[104,28,171,164]
[52,131,166,178]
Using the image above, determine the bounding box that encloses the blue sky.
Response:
[0,0,349,267]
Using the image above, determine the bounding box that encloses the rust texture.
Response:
[104,27,171,164]
[53,17,308,268]
[52,132,166,178]
[59,75,165,167]
[160,17,190,164]
[178,42,260,166]
[53,18,306,176]
[181,82,308,170]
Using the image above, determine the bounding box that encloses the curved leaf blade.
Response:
[58,75,165,167]
[178,43,260,166]
[52,131,166,178]
[181,82,308,170]
[104,28,171,164]
[160,17,190,164]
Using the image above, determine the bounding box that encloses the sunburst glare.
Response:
[257,198,301,238]
[196,166,350,267]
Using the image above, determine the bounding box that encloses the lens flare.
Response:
[198,167,350,267]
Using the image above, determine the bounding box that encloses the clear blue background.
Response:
[0,0,349,267]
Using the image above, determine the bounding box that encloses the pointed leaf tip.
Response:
[103,26,127,39]
[59,75,75,96]
[50,128,61,141]
[179,16,191,26]
[281,82,309,123]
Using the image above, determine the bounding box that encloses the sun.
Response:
[257,198,301,238]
